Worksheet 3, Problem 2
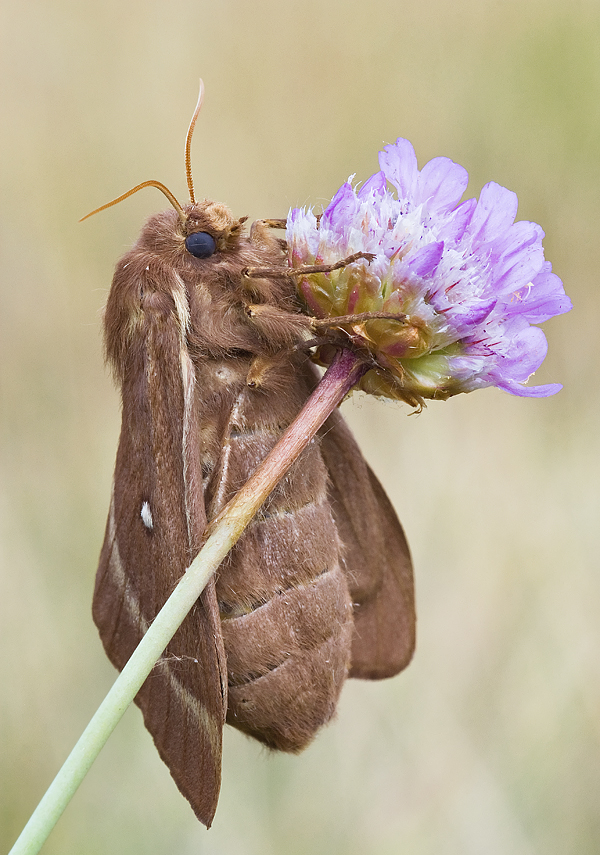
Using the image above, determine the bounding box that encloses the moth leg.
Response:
[252,217,287,230]
[249,215,323,229]
[292,335,337,352]
[312,311,408,328]
[243,251,376,280]
[243,301,311,344]
[249,219,287,252]
[245,354,280,389]
[288,251,377,277]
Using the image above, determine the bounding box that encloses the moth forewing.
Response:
[93,242,227,826]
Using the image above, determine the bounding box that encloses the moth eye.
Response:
[185,231,217,258]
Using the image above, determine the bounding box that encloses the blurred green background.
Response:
[0,1,597,853]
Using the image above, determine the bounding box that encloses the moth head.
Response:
[80,80,247,256]
[183,202,246,256]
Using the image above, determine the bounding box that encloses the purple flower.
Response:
[287,139,571,403]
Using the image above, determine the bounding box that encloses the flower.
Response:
[287,139,572,405]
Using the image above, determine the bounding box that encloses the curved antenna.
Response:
[185,79,205,205]
[80,180,186,224]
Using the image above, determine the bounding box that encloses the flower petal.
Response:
[358,170,387,200]
[443,198,477,244]
[379,139,418,201]
[416,156,469,213]
[494,325,548,381]
[494,378,563,397]
[466,182,519,245]
[509,263,572,323]
[407,241,445,277]
[321,182,359,231]
[449,298,497,331]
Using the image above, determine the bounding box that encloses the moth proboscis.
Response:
[89,82,415,827]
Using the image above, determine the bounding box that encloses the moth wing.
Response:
[319,408,415,679]
[93,278,226,827]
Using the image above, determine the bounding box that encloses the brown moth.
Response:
[90,85,415,827]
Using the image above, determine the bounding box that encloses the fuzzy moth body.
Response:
[91,93,415,828]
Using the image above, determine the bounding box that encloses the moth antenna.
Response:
[80,180,186,225]
[185,79,205,205]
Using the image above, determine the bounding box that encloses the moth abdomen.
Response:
[223,564,352,752]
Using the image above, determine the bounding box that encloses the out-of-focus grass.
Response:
[1,1,598,853]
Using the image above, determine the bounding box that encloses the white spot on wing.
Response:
[141,501,154,530]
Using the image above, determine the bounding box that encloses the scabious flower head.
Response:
[287,139,571,405]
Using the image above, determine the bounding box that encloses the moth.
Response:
[90,86,415,827]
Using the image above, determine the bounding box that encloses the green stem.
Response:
[8,348,367,855]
